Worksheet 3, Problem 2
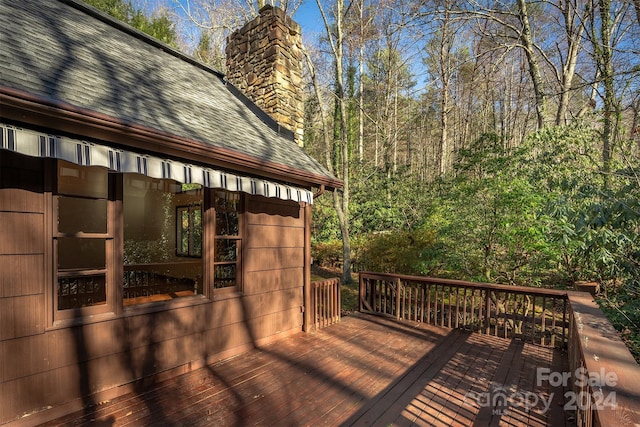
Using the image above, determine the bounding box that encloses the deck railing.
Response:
[359,271,640,426]
[311,277,341,330]
[359,271,569,348]
[566,293,640,427]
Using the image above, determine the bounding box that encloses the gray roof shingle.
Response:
[0,0,337,186]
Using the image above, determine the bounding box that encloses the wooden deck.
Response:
[40,313,571,427]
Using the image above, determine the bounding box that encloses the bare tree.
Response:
[466,0,548,130]
[171,0,303,69]
[552,0,590,125]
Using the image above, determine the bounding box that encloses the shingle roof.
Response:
[0,0,337,187]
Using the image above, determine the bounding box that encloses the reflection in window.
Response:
[123,177,203,305]
[58,197,107,234]
[176,205,202,257]
[58,275,106,311]
[214,191,241,290]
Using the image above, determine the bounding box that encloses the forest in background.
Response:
[83,0,640,359]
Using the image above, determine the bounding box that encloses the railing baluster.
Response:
[395,279,401,320]
[454,287,460,329]
[462,288,468,329]
[540,297,547,346]
[484,289,491,335]
[447,286,452,328]
[470,289,476,330]
[493,292,499,336]
[420,284,425,323]
[562,298,567,348]
[416,284,420,322]
[530,294,536,344]
[551,297,557,348]
[440,285,445,327]
[425,283,431,324]
[433,285,439,325]
[384,280,389,315]
[503,292,509,339]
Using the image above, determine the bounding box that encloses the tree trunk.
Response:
[517,0,547,130]
[336,16,352,284]
[358,1,365,163]
[324,0,352,283]
[598,0,614,186]
[308,0,352,283]
[438,4,452,176]
[556,0,586,126]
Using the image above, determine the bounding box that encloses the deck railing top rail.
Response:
[360,271,569,298]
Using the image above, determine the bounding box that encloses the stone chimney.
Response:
[225,5,304,147]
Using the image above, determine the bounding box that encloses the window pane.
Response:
[58,238,105,270]
[214,264,236,289]
[58,197,107,234]
[123,264,203,305]
[215,239,237,262]
[215,191,239,236]
[58,161,108,198]
[58,274,106,310]
[123,175,203,305]
[177,207,190,255]
[192,208,202,256]
[216,210,238,236]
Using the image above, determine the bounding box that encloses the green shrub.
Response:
[312,240,343,267]
[358,228,440,276]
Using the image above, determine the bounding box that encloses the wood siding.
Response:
[0,151,308,426]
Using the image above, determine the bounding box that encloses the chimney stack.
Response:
[226,5,304,147]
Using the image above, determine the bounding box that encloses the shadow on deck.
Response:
[40,313,572,427]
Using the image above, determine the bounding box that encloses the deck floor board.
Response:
[40,313,570,426]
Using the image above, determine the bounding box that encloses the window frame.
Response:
[208,190,244,296]
[121,175,204,308]
[51,161,118,322]
[48,163,215,327]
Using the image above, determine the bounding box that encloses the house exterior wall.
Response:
[0,150,307,426]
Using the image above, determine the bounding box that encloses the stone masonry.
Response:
[226,5,304,147]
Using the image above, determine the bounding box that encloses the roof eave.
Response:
[0,86,343,191]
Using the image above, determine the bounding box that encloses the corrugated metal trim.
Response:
[0,123,313,204]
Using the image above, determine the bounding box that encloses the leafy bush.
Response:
[598,291,640,363]
[357,228,440,276]
[312,123,640,360]
[311,240,343,267]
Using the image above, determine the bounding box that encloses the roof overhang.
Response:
[0,86,344,191]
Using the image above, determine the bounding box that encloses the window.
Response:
[213,190,242,291]
[53,162,208,320]
[54,161,112,315]
[123,177,203,306]
[52,160,245,319]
